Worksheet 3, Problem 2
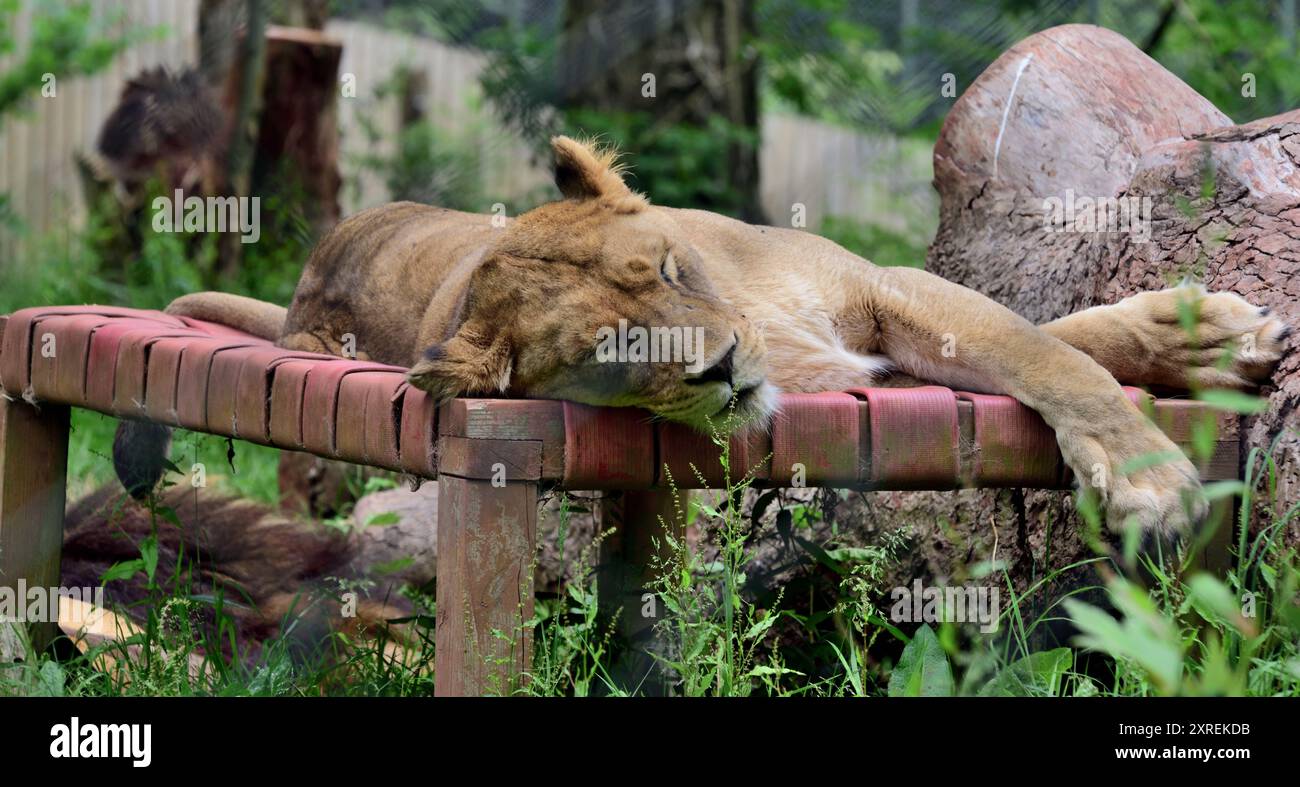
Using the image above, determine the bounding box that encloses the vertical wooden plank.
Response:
[596,489,682,694]
[0,399,70,652]
[434,474,537,697]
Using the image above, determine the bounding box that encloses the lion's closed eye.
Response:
[660,251,679,285]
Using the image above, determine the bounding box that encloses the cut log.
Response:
[917,23,1299,569]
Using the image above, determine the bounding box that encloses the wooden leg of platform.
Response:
[434,473,538,697]
[0,399,70,654]
[597,489,683,695]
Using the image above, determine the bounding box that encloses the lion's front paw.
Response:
[1103,447,1206,551]
[1124,285,1290,390]
[1061,416,1207,547]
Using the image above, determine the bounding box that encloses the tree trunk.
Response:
[251,26,342,235]
[215,0,268,277]
[560,0,763,222]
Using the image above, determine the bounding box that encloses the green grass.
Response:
[66,409,282,504]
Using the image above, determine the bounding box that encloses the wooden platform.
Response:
[0,305,1242,694]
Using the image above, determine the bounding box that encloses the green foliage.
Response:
[0,0,149,119]
[818,215,927,268]
[10,401,1300,697]
[1153,0,1300,122]
[525,518,622,697]
[1061,433,1300,697]
[888,624,954,696]
[350,69,508,213]
[0,172,306,314]
[757,0,918,131]
[0,0,151,240]
[559,109,759,217]
[977,647,1072,697]
[636,402,796,695]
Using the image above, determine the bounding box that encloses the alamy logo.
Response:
[0,580,105,628]
[152,189,261,243]
[49,717,152,768]
[595,319,706,373]
[890,579,1000,633]
[1042,189,1152,242]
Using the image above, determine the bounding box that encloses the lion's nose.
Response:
[687,335,736,386]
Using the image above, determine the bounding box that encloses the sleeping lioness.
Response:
[150,136,1288,543]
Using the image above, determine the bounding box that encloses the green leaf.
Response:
[823,546,881,563]
[743,610,779,642]
[1200,480,1246,502]
[829,641,865,696]
[745,665,805,679]
[1119,450,1187,476]
[156,505,183,529]
[371,556,415,576]
[139,535,158,583]
[100,559,145,583]
[1185,573,1255,636]
[37,660,66,697]
[1195,389,1268,415]
[887,624,954,697]
[1065,587,1183,694]
[364,511,401,527]
[978,648,1072,696]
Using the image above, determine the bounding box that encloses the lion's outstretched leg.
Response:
[1037,284,1290,390]
[862,266,1206,544]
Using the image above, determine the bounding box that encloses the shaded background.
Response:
[4,0,1298,312]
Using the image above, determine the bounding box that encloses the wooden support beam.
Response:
[0,398,70,653]
[434,472,538,697]
[596,489,683,694]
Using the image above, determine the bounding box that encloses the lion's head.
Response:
[408,136,775,430]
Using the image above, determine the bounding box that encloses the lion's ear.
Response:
[407,330,512,402]
[551,135,636,201]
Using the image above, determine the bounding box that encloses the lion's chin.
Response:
[661,380,779,436]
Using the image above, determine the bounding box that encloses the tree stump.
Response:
[911,23,1299,576]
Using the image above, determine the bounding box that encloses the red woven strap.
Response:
[847,386,960,489]
[299,361,408,458]
[656,421,772,488]
[954,391,1061,487]
[769,392,861,487]
[173,338,271,432]
[228,348,339,444]
[1123,385,1153,409]
[198,346,335,442]
[399,386,438,478]
[562,402,655,488]
[1,306,184,395]
[332,371,406,470]
[96,322,223,416]
[30,314,132,404]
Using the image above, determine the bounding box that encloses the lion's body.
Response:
[255,201,896,392]
[159,136,1289,542]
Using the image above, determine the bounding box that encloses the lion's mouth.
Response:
[704,380,776,429]
[724,384,759,414]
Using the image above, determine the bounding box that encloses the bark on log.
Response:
[913,23,1299,576]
